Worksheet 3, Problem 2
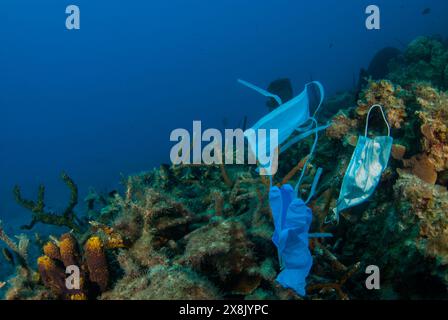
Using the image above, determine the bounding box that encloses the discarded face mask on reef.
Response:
[327,104,393,224]
[238,79,330,175]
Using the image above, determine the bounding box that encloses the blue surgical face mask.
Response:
[238,79,330,175]
[326,104,393,224]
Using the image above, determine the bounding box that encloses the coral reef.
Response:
[356,79,407,129]
[388,36,448,89]
[394,172,448,268]
[2,36,448,300]
[0,221,46,300]
[414,85,448,173]
[326,112,357,140]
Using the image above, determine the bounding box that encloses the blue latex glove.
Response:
[270,184,313,296]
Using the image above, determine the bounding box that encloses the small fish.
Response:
[422,8,431,15]
[2,248,15,266]
[329,43,334,49]
[0,281,6,289]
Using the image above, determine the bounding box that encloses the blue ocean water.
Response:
[0,0,447,274]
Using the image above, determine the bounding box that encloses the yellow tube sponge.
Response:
[84,236,109,292]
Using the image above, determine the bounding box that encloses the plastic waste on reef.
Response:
[238,79,330,175]
[268,124,331,296]
[269,168,325,296]
[326,104,393,224]
[241,78,332,295]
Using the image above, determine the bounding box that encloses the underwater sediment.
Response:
[1,36,448,300]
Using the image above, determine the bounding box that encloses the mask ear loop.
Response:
[237,79,283,106]
[306,81,325,118]
[365,104,391,137]
[294,118,319,196]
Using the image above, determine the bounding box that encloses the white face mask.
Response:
[327,104,393,224]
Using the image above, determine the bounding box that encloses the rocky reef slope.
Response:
[1,36,447,300]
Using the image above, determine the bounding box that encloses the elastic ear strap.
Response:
[305,167,323,204]
[238,79,283,106]
[365,104,391,137]
[280,122,330,154]
[307,81,325,117]
[294,118,319,193]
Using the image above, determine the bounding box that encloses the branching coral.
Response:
[13,172,82,231]
[277,155,309,186]
[307,262,361,300]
